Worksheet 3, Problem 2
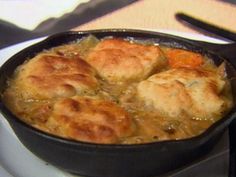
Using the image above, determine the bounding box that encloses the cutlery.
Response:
[175,12,236,42]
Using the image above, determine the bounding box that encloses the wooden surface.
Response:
[73,0,236,36]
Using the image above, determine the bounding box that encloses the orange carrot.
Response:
[166,49,204,68]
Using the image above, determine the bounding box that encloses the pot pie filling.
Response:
[2,35,233,144]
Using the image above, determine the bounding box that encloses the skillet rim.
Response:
[0,28,236,150]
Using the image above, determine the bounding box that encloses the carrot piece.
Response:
[166,49,204,68]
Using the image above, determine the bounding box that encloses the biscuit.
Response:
[137,68,227,120]
[46,96,135,143]
[86,38,166,82]
[15,54,98,99]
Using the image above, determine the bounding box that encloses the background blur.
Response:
[0,0,137,49]
[1,0,236,49]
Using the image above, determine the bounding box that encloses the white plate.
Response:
[0,30,228,177]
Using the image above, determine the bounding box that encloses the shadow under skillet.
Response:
[0,0,138,49]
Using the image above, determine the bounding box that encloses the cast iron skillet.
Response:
[0,29,236,177]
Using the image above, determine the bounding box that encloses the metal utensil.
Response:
[175,12,236,42]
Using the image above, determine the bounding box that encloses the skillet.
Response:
[0,29,236,177]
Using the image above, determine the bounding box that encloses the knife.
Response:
[175,12,236,42]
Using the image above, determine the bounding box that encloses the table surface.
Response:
[73,0,236,39]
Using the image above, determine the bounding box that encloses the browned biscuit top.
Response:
[15,54,98,99]
[86,38,166,82]
[137,68,230,120]
[46,96,135,144]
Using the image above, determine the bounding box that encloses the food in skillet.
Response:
[86,38,166,82]
[2,35,233,144]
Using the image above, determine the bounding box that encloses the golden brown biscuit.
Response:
[137,68,229,120]
[14,54,98,99]
[46,96,135,144]
[86,38,166,82]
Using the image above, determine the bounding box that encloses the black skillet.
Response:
[0,29,236,177]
